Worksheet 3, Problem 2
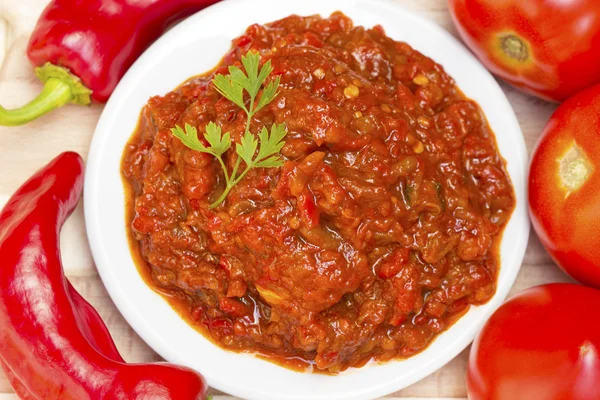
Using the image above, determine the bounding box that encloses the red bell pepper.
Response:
[0,152,208,399]
[0,0,219,126]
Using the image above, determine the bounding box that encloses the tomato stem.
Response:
[499,34,529,63]
[559,142,593,196]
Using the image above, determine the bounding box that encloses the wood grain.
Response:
[0,0,568,399]
[0,20,7,68]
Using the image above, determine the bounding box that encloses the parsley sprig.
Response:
[171,52,287,209]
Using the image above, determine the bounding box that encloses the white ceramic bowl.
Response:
[85,0,529,399]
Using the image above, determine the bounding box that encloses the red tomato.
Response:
[529,84,600,289]
[467,284,600,400]
[448,0,600,102]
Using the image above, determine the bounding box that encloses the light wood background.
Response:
[0,0,573,398]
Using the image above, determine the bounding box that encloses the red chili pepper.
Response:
[0,0,219,126]
[0,360,34,400]
[4,275,124,398]
[0,152,208,399]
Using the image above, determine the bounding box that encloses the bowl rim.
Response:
[84,0,530,399]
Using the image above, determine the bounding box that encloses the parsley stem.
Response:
[246,96,254,128]
[229,156,242,186]
[245,96,255,136]
[232,164,254,187]
[209,185,231,209]
[209,161,254,209]
[215,156,231,186]
[209,163,251,208]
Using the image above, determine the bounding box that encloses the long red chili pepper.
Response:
[0,0,219,126]
[0,281,124,400]
[0,360,34,400]
[0,152,208,399]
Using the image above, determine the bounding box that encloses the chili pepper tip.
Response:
[0,63,92,126]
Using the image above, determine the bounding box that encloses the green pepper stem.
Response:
[0,63,92,127]
[0,78,74,126]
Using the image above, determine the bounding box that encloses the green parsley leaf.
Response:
[213,73,247,112]
[170,123,209,154]
[204,122,231,157]
[171,51,288,209]
[240,52,260,96]
[256,59,274,91]
[236,130,258,166]
[255,76,280,113]
[227,65,251,95]
[242,52,259,79]
[256,123,287,162]
[254,155,285,168]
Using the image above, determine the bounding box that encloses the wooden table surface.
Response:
[0,0,574,398]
